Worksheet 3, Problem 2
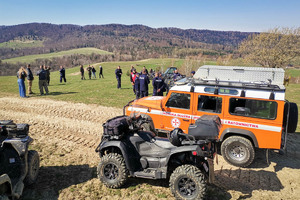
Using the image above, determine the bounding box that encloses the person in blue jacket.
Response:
[59,66,66,83]
[115,66,122,89]
[173,69,181,81]
[152,72,165,96]
[17,67,27,98]
[37,65,49,95]
[134,73,140,99]
[139,69,150,97]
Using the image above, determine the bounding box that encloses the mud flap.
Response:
[207,158,215,184]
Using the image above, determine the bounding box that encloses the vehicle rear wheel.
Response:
[221,136,255,167]
[170,165,206,200]
[97,153,128,188]
[24,150,40,185]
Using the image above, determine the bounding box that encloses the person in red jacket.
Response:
[130,69,137,94]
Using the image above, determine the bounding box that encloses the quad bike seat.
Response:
[153,137,176,149]
[137,137,175,158]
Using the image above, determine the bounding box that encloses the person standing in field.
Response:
[140,66,148,75]
[17,67,27,98]
[92,66,96,79]
[139,69,150,97]
[37,65,49,95]
[59,66,66,83]
[115,66,122,89]
[45,66,51,85]
[99,65,104,78]
[152,72,165,96]
[80,65,85,80]
[135,73,140,99]
[87,65,92,79]
[130,65,135,73]
[130,69,137,94]
[26,64,34,94]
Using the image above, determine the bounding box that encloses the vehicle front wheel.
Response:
[221,136,255,167]
[97,153,128,188]
[24,150,40,185]
[169,165,206,200]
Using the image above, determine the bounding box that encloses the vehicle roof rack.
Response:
[190,78,284,91]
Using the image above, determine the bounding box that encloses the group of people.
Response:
[17,65,67,98]
[115,65,166,99]
[81,65,104,80]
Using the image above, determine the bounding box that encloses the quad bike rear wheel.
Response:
[97,153,128,188]
[24,150,40,185]
[170,165,206,200]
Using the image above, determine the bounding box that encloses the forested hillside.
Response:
[0,23,254,59]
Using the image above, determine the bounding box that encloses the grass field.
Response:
[0,58,185,107]
[0,39,44,49]
[2,47,113,64]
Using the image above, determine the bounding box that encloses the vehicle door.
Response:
[192,93,224,122]
[161,91,193,133]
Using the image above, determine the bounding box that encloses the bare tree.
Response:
[239,27,300,68]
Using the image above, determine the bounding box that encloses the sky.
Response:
[0,0,299,32]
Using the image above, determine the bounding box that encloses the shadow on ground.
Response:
[49,91,78,96]
[21,164,96,200]
[248,132,300,171]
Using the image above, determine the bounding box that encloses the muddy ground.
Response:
[1,96,300,200]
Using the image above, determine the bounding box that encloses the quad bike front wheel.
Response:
[24,150,40,185]
[170,165,206,200]
[97,153,128,188]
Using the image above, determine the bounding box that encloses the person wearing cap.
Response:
[191,71,195,77]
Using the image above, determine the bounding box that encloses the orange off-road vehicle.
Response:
[125,66,298,167]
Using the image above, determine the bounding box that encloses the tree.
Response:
[239,27,300,68]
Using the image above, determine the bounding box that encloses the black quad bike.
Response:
[96,114,221,200]
[0,120,40,199]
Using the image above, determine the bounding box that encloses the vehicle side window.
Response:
[198,95,222,113]
[166,92,190,109]
[229,98,277,119]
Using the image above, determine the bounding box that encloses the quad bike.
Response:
[96,114,220,200]
[0,120,40,199]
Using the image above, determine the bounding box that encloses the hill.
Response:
[3,47,112,64]
[0,23,255,60]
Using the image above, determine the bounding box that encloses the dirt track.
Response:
[1,96,300,200]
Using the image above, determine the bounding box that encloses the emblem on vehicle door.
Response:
[171,118,181,128]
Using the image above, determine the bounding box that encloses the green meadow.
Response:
[0,39,44,49]
[0,58,185,108]
[2,47,113,64]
